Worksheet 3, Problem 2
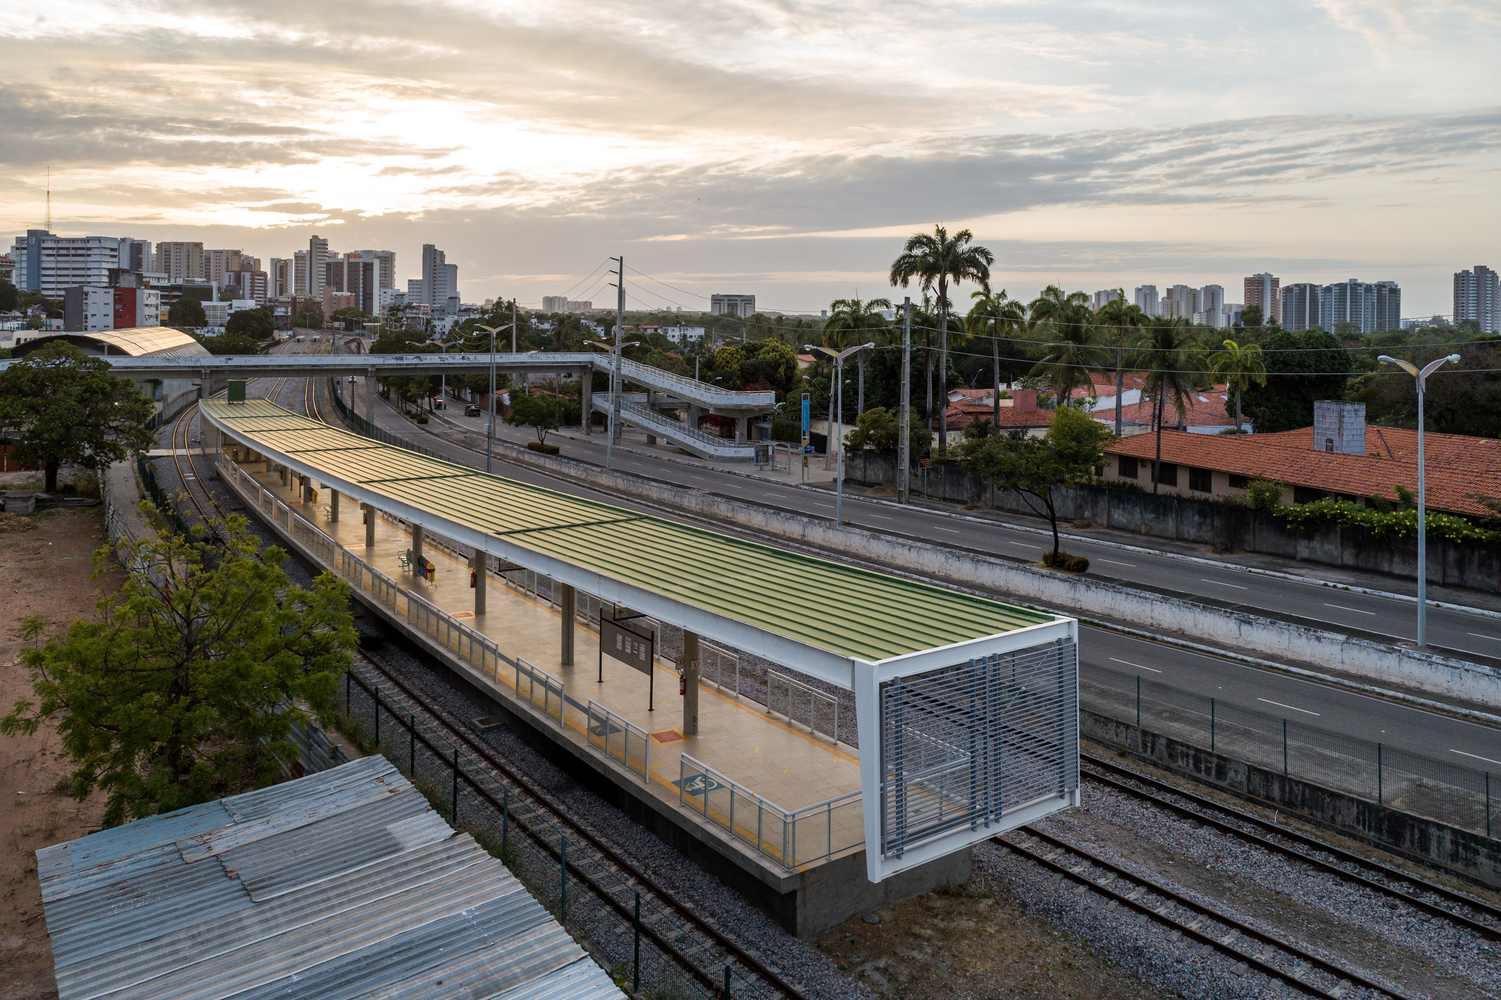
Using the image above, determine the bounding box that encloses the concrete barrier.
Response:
[1082,709,1501,887]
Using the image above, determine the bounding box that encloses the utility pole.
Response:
[487,323,496,474]
[897,296,911,504]
[511,300,517,354]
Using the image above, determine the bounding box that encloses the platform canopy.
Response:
[200,398,1080,882]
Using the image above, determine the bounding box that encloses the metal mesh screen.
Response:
[880,639,1078,859]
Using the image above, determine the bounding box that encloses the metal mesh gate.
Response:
[880,639,1078,859]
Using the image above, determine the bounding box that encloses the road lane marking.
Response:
[1451,749,1501,766]
[1468,632,1501,642]
[1323,603,1377,615]
[934,527,963,534]
[1095,558,1137,568]
[1201,578,1249,590]
[866,514,894,521]
[1257,697,1320,716]
[1108,657,1162,673]
[686,475,706,481]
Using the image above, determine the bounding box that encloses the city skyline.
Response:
[3,1,1498,314]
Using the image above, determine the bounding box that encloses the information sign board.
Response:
[801,393,810,451]
[601,617,654,676]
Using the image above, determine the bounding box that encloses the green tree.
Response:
[960,407,1112,561]
[506,390,576,444]
[296,305,325,330]
[823,297,890,416]
[1240,304,1264,330]
[0,278,18,312]
[1240,328,1354,432]
[889,225,994,453]
[0,343,154,491]
[224,306,275,341]
[1132,318,1201,494]
[1094,294,1148,436]
[201,331,261,356]
[966,289,1027,429]
[166,297,207,329]
[1346,341,1501,437]
[1210,339,1268,432]
[1027,286,1107,408]
[0,520,357,826]
[845,405,933,457]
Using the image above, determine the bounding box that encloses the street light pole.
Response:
[1378,353,1460,648]
[475,322,515,474]
[808,342,875,524]
[586,337,640,472]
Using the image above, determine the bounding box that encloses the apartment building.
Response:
[1455,265,1498,334]
[9,231,120,296]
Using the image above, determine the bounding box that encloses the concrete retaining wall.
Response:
[1082,709,1501,887]
[844,451,1501,592]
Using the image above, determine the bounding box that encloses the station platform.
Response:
[216,457,933,936]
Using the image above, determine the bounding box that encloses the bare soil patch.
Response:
[0,508,122,1000]
[816,879,1174,1000]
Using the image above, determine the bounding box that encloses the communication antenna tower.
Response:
[45,167,51,231]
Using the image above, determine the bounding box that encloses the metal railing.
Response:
[678,754,863,868]
[698,642,741,697]
[406,591,510,682]
[1087,664,1497,839]
[767,670,840,744]
[516,657,565,725]
[587,700,649,782]
[613,357,775,409]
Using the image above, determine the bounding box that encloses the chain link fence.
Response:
[1083,664,1496,839]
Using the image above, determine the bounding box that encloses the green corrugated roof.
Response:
[205,399,1052,660]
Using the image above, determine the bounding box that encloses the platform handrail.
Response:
[678,753,863,868]
[698,642,742,698]
[610,356,775,409]
[586,700,649,782]
[766,669,840,745]
[516,656,564,726]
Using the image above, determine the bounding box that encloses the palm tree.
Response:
[1132,318,1201,494]
[1209,339,1267,433]
[889,226,994,452]
[1027,286,1108,408]
[824,296,891,416]
[1095,294,1149,437]
[965,289,1026,429]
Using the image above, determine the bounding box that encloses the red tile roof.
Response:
[942,400,1055,430]
[1107,429,1501,518]
[1251,425,1501,469]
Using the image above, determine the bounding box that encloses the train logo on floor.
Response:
[672,774,724,797]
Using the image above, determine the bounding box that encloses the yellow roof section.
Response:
[81,326,206,356]
[204,399,1054,661]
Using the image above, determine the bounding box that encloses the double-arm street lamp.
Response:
[1377,353,1461,648]
[474,323,515,474]
[585,338,640,469]
[806,342,875,524]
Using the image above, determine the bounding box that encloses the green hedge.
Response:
[1271,498,1501,546]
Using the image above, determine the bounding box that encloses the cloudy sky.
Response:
[4,0,1499,314]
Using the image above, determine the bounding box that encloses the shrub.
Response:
[770,419,801,443]
[1042,550,1090,572]
[1273,498,1500,545]
[1244,477,1284,511]
[526,441,560,455]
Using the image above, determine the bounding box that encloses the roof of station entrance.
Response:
[204,399,1054,661]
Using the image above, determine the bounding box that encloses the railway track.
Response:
[345,650,808,1000]
[1000,827,1417,1000]
[1079,751,1501,938]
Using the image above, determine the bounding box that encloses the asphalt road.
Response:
[309,373,1501,767]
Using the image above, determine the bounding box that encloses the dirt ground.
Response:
[0,507,120,1000]
[816,879,1174,1000]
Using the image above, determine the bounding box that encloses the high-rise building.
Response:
[116,237,154,273]
[710,293,755,317]
[223,270,269,305]
[156,241,205,284]
[324,252,380,314]
[1280,283,1321,331]
[1199,285,1226,327]
[205,249,247,289]
[1455,265,1498,334]
[9,231,120,297]
[372,250,396,290]
[1243,273,1280,324]
[1091,289,1120,311]
[1374,281,1401,333]
[1133,285,1159,317]
[293,251,309,297]
[414,244,458,315]
[1161,284,1198,320]
[308,235,329,298]
[542,295,569,312]
[268,258,290,299]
